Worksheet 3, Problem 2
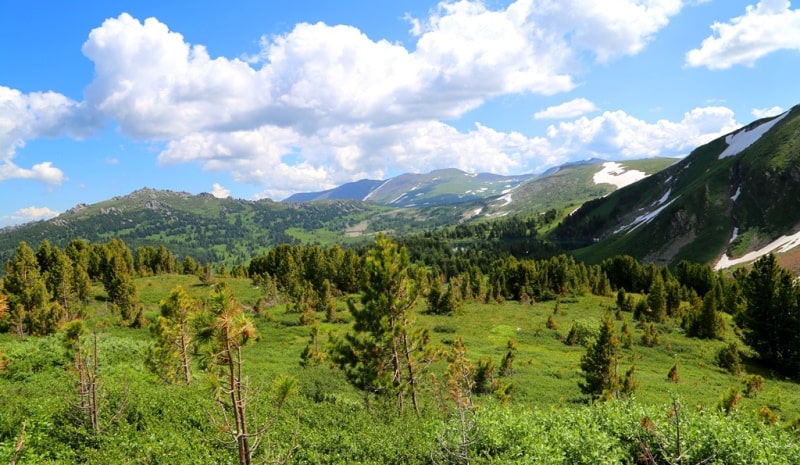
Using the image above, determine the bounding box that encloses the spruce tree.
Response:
[3,241,56,335]
[647,276,667,322]
[332,233,432,414]
[147,286,198,384]
[579,311,619,400]
[739,254,800,376]
[689,285,724,339]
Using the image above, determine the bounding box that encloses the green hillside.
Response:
[554,106,800,267]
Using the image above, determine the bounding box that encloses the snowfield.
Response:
[655,188,671,206]
[718,111,788,159]
[593,162,647,189]
[495,193,513,206]
[715,229,800,270]
[614,198,678,234]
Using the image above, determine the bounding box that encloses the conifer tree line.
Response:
[2,235,800,381]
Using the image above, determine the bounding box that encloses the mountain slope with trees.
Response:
[554,105,800,268]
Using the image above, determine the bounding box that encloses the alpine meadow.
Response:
[3,1,800,464]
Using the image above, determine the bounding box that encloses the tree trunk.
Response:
[390,334,404,413]
[402,330,420,415]
[89,333,99,433]
[180,330,191,385]
[226,328,251,465]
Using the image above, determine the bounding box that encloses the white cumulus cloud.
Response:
[210,183,231,198]
[535,98,599,119]
[528,0,686,62]
[161,105,741,200]
[0,86,95,184]
[686,0,800,69]
[0,2,711,198]
[751,105,785,118]
[544,106,739,159]
[0,206,60,227]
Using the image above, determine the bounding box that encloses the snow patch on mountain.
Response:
[593,162,647,189]
[655,188,671,206]
[615,198,678,234]
[729,227,739,244]
[731,186,741,202]
[496,193,513,206]
[363,180,391,201]
[715,228,800,270]
[719,111,788,159]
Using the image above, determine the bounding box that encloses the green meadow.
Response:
[2,272,800,463]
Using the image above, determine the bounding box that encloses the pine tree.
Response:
[667,363,680,383]
[620,364,638,397]
[42,246,79,318]
[620,319,633,349]
[194,282,259,465]
[300,323,326,367]
[62,320,101,433]
[438,336,476,465]
[332,234,433,414]
[316,279,338,323]
[3,242,56,336]
[738,254,800,376]
[498,339,517,377]
[199,262,217,286]
[579,311,619,400]
[647,276,667,323]
[146,286,198,384]
[565,322,579,346]
[640,322,660,347]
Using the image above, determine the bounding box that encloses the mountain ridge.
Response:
[284,168,537,207]
[553,105,800,271]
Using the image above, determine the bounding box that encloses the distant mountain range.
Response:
[0,157,673,265]
[16,102,800,274]
[284,168,537,207]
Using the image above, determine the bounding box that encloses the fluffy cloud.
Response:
[210,183,231,198]
[535,98,599,119]
[544,106,738,159]
[80,2,687,140]
[159,105,738,199]
[0,206,60,227]
[0,161,66,185]
[0,86,94,184]
[528,0,685,62]
[686,0,800,69]
[0,2,707,197]
[81,5,580,140]
[82,14,264,138]
[752,106,785,118]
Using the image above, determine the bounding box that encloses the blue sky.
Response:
[1,0,798,226]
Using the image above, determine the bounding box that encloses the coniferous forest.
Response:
[2,234,800,464]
